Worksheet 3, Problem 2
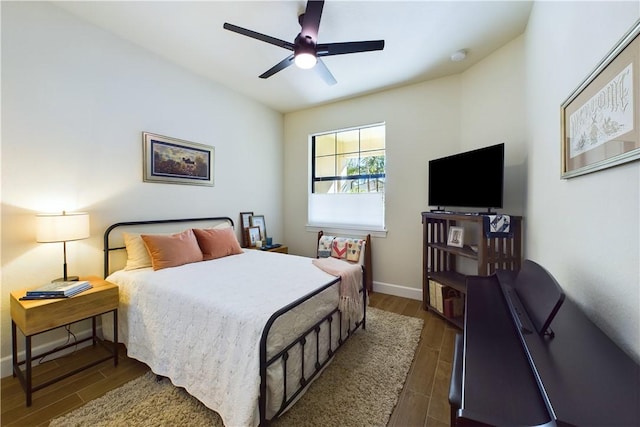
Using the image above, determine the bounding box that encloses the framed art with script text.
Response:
[561,19,640,178]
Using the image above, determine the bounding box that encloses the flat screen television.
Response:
[428,143,504,212]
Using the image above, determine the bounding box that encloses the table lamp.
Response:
[36,211,90,282]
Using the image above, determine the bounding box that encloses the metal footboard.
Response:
[258,268,367,425]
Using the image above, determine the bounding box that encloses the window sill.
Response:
[305,223,387,238]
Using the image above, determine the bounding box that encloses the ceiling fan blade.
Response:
[300,0,324,40]
[315,58,337,86]
[317,40,385,57]
[223,23,294,51]
[259,55,295,79]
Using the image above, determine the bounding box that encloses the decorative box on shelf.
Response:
[428,280,463,318]
[443,290,464,318]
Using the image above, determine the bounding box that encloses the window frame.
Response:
[310,123,386,194]
[307,122,387,236]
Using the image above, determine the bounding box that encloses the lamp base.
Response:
[52,276,80,282]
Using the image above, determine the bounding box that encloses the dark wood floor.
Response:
[1,293,457,427]
[370,293,457,427]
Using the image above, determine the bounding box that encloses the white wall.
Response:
[284,75,461,298]
[1,2,283,374]
[525,2,640,361]
[460,36,527,215]
[283,37,527,298]
[283,1,640,365]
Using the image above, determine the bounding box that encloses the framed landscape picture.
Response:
[143,132,215,186]
[560,20,640,178]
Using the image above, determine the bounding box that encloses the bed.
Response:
[101,216,367,426]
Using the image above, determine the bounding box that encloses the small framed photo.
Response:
[143,132,214,186]
[447,226,464,248]
[239,212,253,247]
[247,226,261,247]
[250,215,267,241]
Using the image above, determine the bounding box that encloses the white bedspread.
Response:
[104,250,355,427]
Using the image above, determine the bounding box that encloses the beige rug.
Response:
[50,307,423,427]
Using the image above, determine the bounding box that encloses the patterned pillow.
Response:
[331,237,350,259]
[318,235,335,258]
[346,239,364,262]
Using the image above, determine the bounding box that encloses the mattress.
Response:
[103,249,360,426]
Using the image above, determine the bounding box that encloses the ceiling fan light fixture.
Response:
[295,52,317,69]
[223,0,385,84]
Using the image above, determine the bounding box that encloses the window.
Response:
[308,123,386,232]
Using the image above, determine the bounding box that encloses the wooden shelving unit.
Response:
[422,212,522,328]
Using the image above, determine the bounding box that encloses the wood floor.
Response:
[370,293,457,427]
[1,293,457,427]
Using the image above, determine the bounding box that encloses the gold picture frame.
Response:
[560,19,640,178]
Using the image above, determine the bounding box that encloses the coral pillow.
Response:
[192,227,243,261]
[141,229,203,270]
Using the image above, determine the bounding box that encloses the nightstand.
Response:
[264,245,288,254]
[249,245,289,254]
[10,276,118,406]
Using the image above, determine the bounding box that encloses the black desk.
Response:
[458,271,640,426]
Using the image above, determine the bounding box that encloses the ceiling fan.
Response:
[223,0,384,85]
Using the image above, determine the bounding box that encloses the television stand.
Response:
[421,211,523,328]
[429,209,500,216]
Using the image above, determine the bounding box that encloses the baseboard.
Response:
[372,281,422,301]
[1,326,98,379]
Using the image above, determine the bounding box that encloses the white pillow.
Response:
[213,221,232,229]
[123,232,152,270]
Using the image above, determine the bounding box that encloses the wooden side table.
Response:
[265,245,288,254]
[10,276,119,406]
[248,245,289,254]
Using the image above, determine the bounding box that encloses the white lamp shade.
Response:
[36,212,90,243]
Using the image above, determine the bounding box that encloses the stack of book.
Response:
[20,280,92,300]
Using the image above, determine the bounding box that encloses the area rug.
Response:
[50,307,423,427]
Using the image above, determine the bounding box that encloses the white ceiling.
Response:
[54,1,533,113]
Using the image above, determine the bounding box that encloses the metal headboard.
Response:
[103,216,234,278]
